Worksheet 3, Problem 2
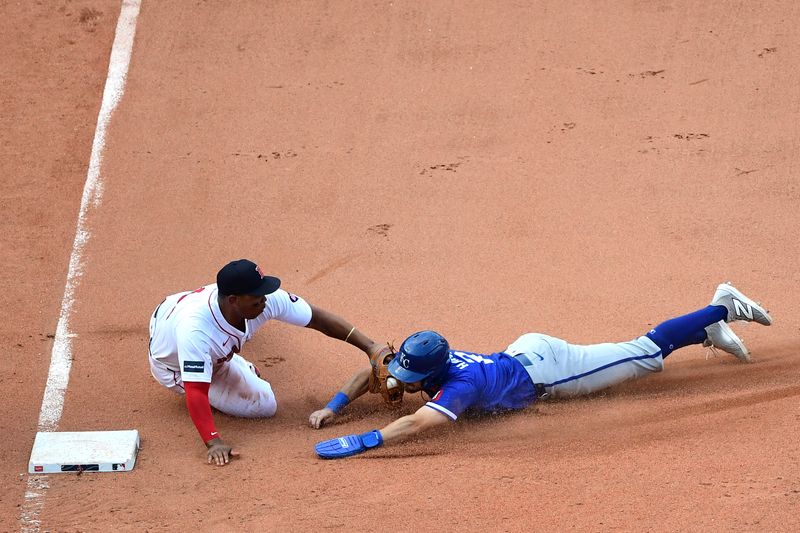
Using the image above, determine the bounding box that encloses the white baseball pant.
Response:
[149,354,278,418]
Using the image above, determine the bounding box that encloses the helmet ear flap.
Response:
[421,358,450,390]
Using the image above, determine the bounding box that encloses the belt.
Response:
[511,353,550,400]
[533,382,550,400]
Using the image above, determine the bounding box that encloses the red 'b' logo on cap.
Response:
[255,265,265,278]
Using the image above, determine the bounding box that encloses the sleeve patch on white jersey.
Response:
[264,289,312,327]
[183,360,205,373]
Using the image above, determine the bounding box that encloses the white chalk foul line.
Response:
[19,1,141,531]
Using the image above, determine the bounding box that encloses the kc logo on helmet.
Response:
[399,353,410,368]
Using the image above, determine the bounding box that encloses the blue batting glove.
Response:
[315,430,383,459]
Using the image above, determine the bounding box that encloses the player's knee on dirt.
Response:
[254,391,277,418]
[208,376,278,418]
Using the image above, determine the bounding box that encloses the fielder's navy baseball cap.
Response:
[216,259,281,296]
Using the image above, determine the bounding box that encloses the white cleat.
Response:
[710,282,772,326]
[704,321,750,362]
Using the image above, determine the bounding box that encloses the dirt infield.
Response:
[4,1,799,531]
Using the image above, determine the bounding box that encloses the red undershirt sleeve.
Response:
[183,381,219,443]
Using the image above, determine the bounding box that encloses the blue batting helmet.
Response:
[388,330,450,383]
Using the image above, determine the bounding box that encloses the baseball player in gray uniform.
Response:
[311,282,772,459]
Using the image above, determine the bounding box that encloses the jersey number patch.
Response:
[450,351,495,369]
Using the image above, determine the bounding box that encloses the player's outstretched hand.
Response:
[206,438,240,466]
[315,430,383,459]
[309,407,336,429]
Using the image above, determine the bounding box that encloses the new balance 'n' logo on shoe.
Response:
[732,299,754,320]
[710,282,772,326]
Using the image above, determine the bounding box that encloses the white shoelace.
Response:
[705,344,721,360]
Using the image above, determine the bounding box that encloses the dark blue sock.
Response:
[646,305,728,358]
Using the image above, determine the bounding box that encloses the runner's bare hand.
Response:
[309,407,336,429]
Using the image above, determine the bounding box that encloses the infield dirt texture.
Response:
[2,1,799,531]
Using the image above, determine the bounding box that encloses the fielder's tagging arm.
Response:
[305,305,380,357]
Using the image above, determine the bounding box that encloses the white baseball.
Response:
[386,377,399,389]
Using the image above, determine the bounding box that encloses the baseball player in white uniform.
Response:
[148,259,385,465]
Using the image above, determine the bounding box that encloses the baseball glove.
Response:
[368,343,404,408]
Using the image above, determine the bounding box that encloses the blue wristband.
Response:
[325,392,350,414]
[360,429,383,448]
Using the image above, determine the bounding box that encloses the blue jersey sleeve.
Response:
[424,379,480,420]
